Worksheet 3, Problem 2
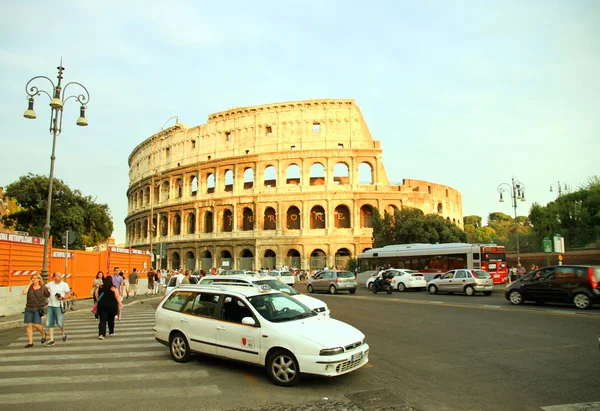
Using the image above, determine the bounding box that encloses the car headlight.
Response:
[320,347,344,356]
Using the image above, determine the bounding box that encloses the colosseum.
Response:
[125,99,462,271]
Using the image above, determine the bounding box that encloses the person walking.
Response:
[516,264,526,278]
[111,267,124,303]
[45,272,71,346]
[153,270,160,294]
[22,273,49,348]
[181,270,192,284]
[95,276,123,339]
[92,271,104,320]
[127,268,139,299]
[146,270,155,295]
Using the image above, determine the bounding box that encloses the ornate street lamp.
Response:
[497,178,526,265]
[23,60,90,281]
[549,181,568,198]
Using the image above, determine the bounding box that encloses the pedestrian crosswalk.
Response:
[0,304,222,410]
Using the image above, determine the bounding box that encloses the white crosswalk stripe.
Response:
[0,305,222,406]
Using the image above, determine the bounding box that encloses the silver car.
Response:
[427,269,494,296]
[307,270,357,294]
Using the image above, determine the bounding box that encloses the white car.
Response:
[154,283,369,386]
[165,275,199,295]
[199,275,330,317]
[279,271,295,286]
[366,269,426,292]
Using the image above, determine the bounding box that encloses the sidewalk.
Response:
[0,293,163,331]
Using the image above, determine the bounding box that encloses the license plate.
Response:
[351,352,363,361]
[494,274,499,278]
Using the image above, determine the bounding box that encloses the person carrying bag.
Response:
[21,273,49,348]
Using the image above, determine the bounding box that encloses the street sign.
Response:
[542,237,552,253]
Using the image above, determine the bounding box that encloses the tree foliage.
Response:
[372,207,467,247]
[1,174,114,250]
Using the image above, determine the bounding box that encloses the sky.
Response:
[1,0,599,244]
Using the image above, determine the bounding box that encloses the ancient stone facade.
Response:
[125,99,463,271]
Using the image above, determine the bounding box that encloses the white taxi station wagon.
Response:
[154,283,369,386]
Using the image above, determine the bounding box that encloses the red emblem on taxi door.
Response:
[242,337,247,345]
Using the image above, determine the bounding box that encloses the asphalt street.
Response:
[0,286,598,411]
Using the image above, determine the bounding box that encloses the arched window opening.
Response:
[243,167,254,190]
[263,249,276,270]
[286,249,301,269]
[310,249,326,270]
[185,251,195,270]
[360,205,374,228]
[333,163,349,185]
[224,169,234,192]
[334,205,351,228]
[190,176,198,196]
[220,250,232,270]
[175,178,183,199]
[438,203,443,214]
[143,219,148,238]
[286,164,301,185]
[335,248,352,270]
[200,250,213,271]
[310,205,326,229]
[239,249,254,271]
[173,214,181,235]
[160,215,168,236]
[264,165,277,188]
[386,204,399,216]
[264,207,276,230]
[286,206,301,229]
[222,209,233,232]
[144,187,150,205]
[204,211,214,233]
[171,252,181,270]
[161,181,170,201]
[187,212,196,234]
[154,184,160,204]
[358,162,373,184]
[242,207,254,231]
[206,173,215,194]
[309,163,325,186]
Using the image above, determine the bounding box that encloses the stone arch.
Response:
[153,184,160,204]
[187,212,196,234]
[224,169,234,192]
[286,248,301,268]
[386,204,399,216]
[286,206,301,229]
[360,205,374,228]
[334,205,351,228]
[309,162,325,186]
[239,248,254,270]
[310,248,327,270]
[160,214,168,236]
[333,162,349,185]
[335,247,352,269]
[161,181,170,201]
[358,162,373,184]
[171,252,181,270]
[310,205,326,229]
[438,203,443,214]
[136,221,141,239]
[264,165,277,188]
[242,207,254,231]
[175,178,183,199]
[200,250,213,271]
[144,187,150,205]
[286,164,301,185]
[190,175,198,196]
[243,167,254,190]
[222,209,233,232]
[185,251,195,270]
[220,250,233,269]
[143,218,148,238]
[204,211,214,233]
[206,173,215,194]
[173,213,181,235]
[263,249,277,270]
[264,207,276,230]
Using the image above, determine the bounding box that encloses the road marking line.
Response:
[11,331,155,342]
[0,350,167,362]
[4,342,161,354]
[0,386,221,404]
[0,359,174,372]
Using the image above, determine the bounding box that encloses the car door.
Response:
[453,270,468,292]
[521,268,554,301]
[215,295,261,364]
[312,272,325,291]
[437,271,455,292]
[179,292,219,355]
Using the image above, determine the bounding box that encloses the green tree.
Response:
[1,174,114,250]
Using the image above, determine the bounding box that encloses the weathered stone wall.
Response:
[125,99,463,271]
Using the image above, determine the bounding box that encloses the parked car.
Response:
[505,265,600,309]
[307,270,357,294]
[199,275,330,316]
[154,283,369,386]
[365,269,426,291]
[165,275,199,295]
[279,271,295,286]
[427,269,494,296]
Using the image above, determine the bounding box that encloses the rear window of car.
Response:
[337,271,355,278]
[473,270,491,278]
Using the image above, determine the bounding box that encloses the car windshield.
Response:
[268,271,280,277]
[280,271,292,277]
[224,270,245,275]
[337,271,354,278]
[473,270,491,278]
[248,293,316,322]
[254,279,299,295]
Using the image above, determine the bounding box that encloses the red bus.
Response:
[357,243,508,284]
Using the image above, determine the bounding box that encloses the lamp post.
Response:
[549,181,568,198]
[23,61,90,281]
[148,116,178,269]
[497,178,526,265]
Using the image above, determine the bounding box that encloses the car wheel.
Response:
[573,293,591,309]
[307,284,314,294]
[170,332,191,363]
[267,349,300,387]
[483,291,493,296]
[329,285,337,295]
[397,283,406,292]
[508,290,524,305]
[428,284,438,294]
[465,286,475,296]
[367,282,374,291]
[349,289,356,294]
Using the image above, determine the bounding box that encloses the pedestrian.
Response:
[516,264,526,278]
[182,270,192,284]
[147,270,155,295]
[176,270,185,286]
[21,273,49,348]
[92,271,104,320]
[45,272,70,346]
[119,271,126,298]
[508,266,517,282]
[210,267,217,276]
[127,268,139,299]
[111,267,124,303]
[95,275,123,339]
[153,270,160,294]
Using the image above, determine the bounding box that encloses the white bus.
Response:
[357,243,508,283]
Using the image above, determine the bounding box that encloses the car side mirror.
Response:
[241,317,256,326]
